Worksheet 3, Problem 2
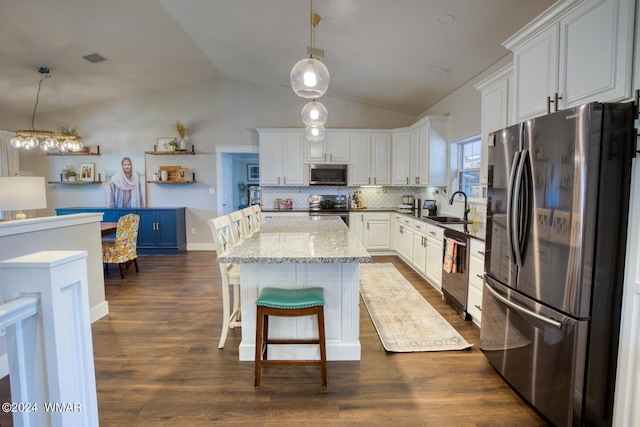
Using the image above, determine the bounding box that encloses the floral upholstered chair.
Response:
[102,213,140,279]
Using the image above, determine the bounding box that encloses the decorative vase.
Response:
[161,170,168,181]
[179,138,186,150]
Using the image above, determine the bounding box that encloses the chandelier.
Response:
[290,0,329,140]
[10,67,83,152]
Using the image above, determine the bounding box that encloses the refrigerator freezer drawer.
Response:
[480,276,588,427]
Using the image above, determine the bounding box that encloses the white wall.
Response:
[421,55,513,143]
[7,75,416,246]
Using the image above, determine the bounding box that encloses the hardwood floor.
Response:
[0,252,548,426]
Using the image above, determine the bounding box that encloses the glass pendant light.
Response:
[291,58,330,99]
[301,100,328,126]
[291,0,329,99]
[305,124,325,142]
[10,135,24,148]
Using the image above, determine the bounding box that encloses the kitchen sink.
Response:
[425,216,472,224]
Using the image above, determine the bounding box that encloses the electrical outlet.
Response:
[208,187,216,195]
[191,227,196,235]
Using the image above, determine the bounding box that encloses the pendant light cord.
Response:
[31,73,50,131]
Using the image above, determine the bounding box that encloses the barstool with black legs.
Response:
[254,287,327,387]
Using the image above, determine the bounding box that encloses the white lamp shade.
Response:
[305,124,326,142]
[0,176,47,215]
[301,100,328,126]
[290,57,330,98]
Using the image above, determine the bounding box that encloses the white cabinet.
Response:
[394,214,414,262]
[467,238,486,327]
[392,117,449,187]
[349,212,365,243]
[258,130,307,186]
[391,130,411,185]
[414,118,449,187]
[411,220,428,276]
[350,211,391,250]
[424,223,444,291]
[349,132,391,186]
[506,0,635,122]
[475,64,513,188]
[305,131,350,163]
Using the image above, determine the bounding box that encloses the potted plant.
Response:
[66,170,77,182]
[175,120,186,150]
[168,139,178,152]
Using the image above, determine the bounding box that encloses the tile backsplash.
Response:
[261,186,486,223]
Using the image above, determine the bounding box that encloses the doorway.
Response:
[215,146,258,215]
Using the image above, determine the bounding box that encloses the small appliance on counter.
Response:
[422,199,437,217]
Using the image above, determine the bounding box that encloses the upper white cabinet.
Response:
[475,64,513,188]
[350,132,391,186]
[505,0,635,122]
[416,117,449,187]
[391,116,449,187]
[305,131,350,163]
[391,130,411,185]
[258,130,307,186]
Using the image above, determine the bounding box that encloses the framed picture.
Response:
[177,167,188,182]
[247,164,259,182]
[156,137,175,152]
[80,163,95,182]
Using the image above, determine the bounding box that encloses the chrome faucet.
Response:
[449,191,469,223]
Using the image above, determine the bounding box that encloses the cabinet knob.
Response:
[478,251,485,256]
[474,304,482,311]
[476,274,484,280]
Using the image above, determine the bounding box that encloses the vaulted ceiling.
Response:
[0,0,555,119]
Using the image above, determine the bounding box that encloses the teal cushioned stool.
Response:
[254,287,327,387]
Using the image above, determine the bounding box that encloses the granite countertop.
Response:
[217,216,371,264]
[393,211,487,241]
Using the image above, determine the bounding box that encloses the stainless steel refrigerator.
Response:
[480,102,635,427]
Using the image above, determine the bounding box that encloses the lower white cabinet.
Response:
[411,221,427,276]
[467,238,486,326]
[424,223,444,291]
[350,211,391,250]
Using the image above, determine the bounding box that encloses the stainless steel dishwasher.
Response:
[442,228,470,320]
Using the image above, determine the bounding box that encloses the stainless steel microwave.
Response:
[309,164,348,186]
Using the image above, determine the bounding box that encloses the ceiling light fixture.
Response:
[290,0,330,100]
[305,123,326,142]
[301,99,328,126]
[10,67,83,152]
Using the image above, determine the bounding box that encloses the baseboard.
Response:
[187,242,215,251]
[90,301,109,323]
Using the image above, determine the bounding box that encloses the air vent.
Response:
[307,46,325,59]
[82,53,108,64]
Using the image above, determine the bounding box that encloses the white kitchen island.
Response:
[217,216,371,361]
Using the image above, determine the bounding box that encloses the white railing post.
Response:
[0,251,99,427]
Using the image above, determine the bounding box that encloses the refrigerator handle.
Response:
[511,149,528,267]
[485,282,562,328]
[506,151,521,266]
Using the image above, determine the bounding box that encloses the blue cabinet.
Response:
[55,207,187,254]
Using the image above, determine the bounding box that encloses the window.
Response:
[457,136,481,198]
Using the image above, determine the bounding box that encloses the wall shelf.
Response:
[146,180,197,184]
[145,150,196,155]
[48,181,103,185]
[47,151,101,156]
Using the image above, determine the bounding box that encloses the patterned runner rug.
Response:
[360,263,473,352]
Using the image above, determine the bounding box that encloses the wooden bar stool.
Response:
[254,287,327,387]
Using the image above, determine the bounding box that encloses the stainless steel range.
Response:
[308,195,349,226]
